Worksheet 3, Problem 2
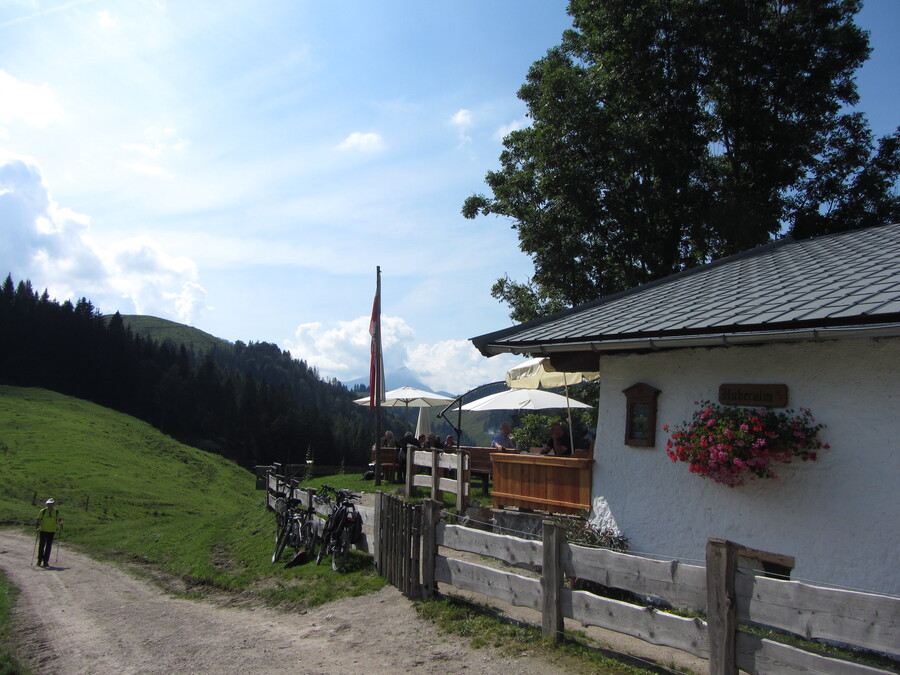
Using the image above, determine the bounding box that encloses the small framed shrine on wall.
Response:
[622,382,661,447]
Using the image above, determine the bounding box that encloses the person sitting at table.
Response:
[443,435,456,450]
[540,422,571,456]
[426,433,443,450]
[491,422,516,451]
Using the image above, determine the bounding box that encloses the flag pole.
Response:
[370,267,384,486]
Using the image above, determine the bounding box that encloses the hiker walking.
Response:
[35,498,62,567]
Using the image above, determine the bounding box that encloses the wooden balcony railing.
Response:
[490,453,593,515]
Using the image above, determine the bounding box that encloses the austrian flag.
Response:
[369,286,385,409]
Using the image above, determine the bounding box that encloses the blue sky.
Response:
[1,1,898,394]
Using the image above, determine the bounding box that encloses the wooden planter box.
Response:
[490,453,593,515]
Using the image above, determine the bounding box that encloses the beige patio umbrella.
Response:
[505,357,599,389]
[505,357,599,453]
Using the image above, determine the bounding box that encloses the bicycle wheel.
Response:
[288,519,303,553]
[273,498,287,544]
[315,528,329,565]
[299,519,316,556]
[271,524,289,563]
[331,527,351,572]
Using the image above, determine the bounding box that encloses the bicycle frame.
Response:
[272,495,316,564]
[314,486,361,572]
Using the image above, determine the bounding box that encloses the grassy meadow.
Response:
[0,386,667,675]
[0,385,384,605]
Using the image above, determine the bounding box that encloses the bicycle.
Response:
[314,484,362,572]
[271,494,316,564]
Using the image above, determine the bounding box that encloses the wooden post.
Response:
[410,503,422,600]
[455,452,468,513]
[431,451,443,503]
[374,491,383,572]
[421,499,441,600]
[541,520,564,643]
[406,448,416,497]
[706,538,738,675]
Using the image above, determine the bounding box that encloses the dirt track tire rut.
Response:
[0,530,568,675]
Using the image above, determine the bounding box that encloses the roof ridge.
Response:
[472,223,900,354]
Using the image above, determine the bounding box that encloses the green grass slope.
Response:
[115,314,231,353]
[0,386,382,604]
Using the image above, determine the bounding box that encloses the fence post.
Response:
[455,452,468,512]
[431,452,443,503]
[706,537,738,675]
[421,499,441,600]
[374,491,383,572]
[406,449,417,497]
[541,520,564,643]
[409,502,422,599]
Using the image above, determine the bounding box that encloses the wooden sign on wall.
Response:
[718,384,788,408]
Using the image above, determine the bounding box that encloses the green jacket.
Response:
[36,507,60,533]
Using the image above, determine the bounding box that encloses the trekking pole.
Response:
[32,530,39,565]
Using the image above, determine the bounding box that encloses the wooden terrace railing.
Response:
[490,452,593,515]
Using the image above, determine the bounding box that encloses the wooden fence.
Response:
[404,450,470,511]
[258,467,900,674]
[375,492,421,598]
[417,500,900,675]
[262,468,375,555]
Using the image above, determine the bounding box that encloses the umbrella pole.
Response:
[565,383,576,452]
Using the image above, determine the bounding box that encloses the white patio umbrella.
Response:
[415,406,432,439]
[354,386,454,430]
[459,388,592,412]
[505,357,599,451]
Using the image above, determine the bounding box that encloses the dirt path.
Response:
[0,530,577,675]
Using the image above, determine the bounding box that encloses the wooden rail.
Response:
[490,453,593,515]
[262,469,375,555]
[457,446,501,495]
[418,501,899,675]
[259,467,900,674]
[405,450,470,511]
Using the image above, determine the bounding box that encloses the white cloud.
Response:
[285,314,414,377]
[97,10,118,27]
[166,281,209,325]
[123,160,167,177]
[406,339,520,394]
[450,108,473,144]
[0,153,208,322]
[122,126,188,176]
[0,71,62,131]
[122,126,188,156]
[285,312,522,394]
[494,116,529,141]
[336,131,385,153]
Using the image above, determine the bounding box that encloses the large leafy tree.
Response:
[464,0,900,322]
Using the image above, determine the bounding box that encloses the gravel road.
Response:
[0,530,576,675]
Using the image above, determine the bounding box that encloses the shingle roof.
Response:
[472,223,900,356]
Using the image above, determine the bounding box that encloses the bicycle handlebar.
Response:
[314,485,360,501]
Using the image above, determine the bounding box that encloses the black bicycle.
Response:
[272,495,316,563]
[314,485,362,572]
